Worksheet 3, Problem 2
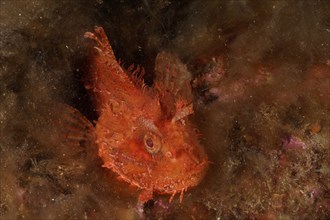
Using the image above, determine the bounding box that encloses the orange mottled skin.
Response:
[84,27,208,203]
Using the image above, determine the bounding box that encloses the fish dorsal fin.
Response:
[154,51,193,102]
[126,64,147,90]
[154,51,194,121]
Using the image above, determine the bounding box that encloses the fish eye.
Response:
[145,138,154,148]
[143,132,162,154]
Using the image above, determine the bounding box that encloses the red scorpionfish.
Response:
[67,26,208,204]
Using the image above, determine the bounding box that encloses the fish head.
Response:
[122,98,208,194]
[97,97,208,194]
[149,117,209,193]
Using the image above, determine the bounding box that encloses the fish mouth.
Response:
[154,159,209,194]
[180,159,209,186]
[153,159,209,203]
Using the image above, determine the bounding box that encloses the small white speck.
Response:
[65,45,69,49]
[18,13,21,16]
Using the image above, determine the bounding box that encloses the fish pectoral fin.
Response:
[53,103,96,153]
[136,188,153,218]
[138,188,154,204]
